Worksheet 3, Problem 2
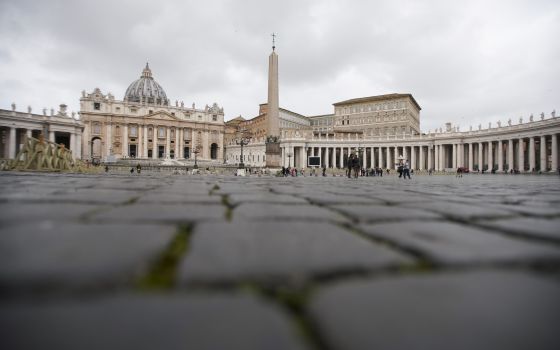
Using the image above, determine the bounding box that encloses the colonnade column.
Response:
[478,142,483,171]
[8,127,16,159]
[452,144,457,169]
[386,147,391,169]
[394,147,398,169]
[488,141,493,171]
[508,140,513,171]
[338,147,343,168]
[440,145,445,170]
[468,143,473,172]
[551,134,558,172]
[427,146,432,171]
[419,146,424,170]
[70,133,76,158]
[540,136,547,171]
[498,140,503,172]
[370,147,374,169]
[434,145,439,171]
[411,146,416,170]
[77,133,82,159]
[49,130,55,143]
[529,137,535,171]
[378,147,383,169]
[518,139,525,172]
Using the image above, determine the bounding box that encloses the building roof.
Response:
[332,93,421,110]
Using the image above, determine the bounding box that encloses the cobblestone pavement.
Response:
[1,172,560,350]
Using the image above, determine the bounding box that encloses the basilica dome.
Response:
[124,63,168,105]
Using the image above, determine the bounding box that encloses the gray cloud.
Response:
[1,0,558,131]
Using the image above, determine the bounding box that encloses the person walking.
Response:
[347,154,354,178]
[352,153,360,178]
[403,160,411,179]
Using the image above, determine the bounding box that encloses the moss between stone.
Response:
[136,224,192,290]
[239,283,327,350]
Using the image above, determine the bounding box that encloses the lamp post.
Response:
[192,146,200,169]
[236,131,251,169]
[287,152,293,168]
[357,146,364,169]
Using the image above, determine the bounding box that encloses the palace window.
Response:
[130,126,138,137]
[148,128,153,138]
[171,129,175,138]
[93,123,101,135]
[130,108,137,113]
[149,110,153,114]
[93,102,101,110]
[212,114,217,121]
[158,127,165,138]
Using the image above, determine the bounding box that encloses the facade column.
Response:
[370,147,374,169]
[478,142,483,171]
[487,141,493,171]
[152,126,158,159]
[411,146,416,170]
[497,140,503,172]
[106,123,112,157]
[419,146,424,170]
[49,130,55,143]
[8,127,16,159]
[540,136,547,171]
[143,126,148,158]
[165,127,171,158]
[318,146,323,167]
[529,137,535,171]
[122,124,128,157]
[175,127,180,159]
[468,143,473,172]
[508,139,514,171]
[551,134,558,172]
[394,146,398,169]
[376,147,382,169]
[459,144,464,167]
[403,146,408,163]
[518,138,525,172]
[330,147,335,168]
[385,147,389,169]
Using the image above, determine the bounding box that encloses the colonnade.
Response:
[280,132,559,172]
[1,126,82,160]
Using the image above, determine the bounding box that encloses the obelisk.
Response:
[266,33,281,167]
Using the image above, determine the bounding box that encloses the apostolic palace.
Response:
[1,45,559,173]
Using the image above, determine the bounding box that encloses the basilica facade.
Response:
[80,64,225,163]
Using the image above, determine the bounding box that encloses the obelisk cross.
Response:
[272,33,276,51]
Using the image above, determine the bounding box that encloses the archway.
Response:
[210,143,218,160]
[91,137,102,161]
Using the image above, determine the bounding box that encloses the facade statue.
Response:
[553,110,556,118]
[519,117,523,124]
[529,114,533,122]
[11,103,16,111]
[540,112,545,120]
[508,118,512,126]
[497,121,501,127]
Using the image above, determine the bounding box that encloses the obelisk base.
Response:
[265,140,281,168]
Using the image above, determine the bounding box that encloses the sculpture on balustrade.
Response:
[519,117,523,124]
[7,135,84,172]
[488,122,491,129]
[497,121,501,127]
[540,112,545,120]
[508,118,512,126]
[529,114,533,122]
[478,124,481,130]
[553,110,556,118]
[469,126,472,131]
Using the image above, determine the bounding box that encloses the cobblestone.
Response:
[1,172,559,349]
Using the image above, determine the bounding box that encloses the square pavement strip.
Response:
[358,221,560,265]
[179,221,413,286]
[309,271,560,350]
[0,223,176,292]
[0,294,308,350]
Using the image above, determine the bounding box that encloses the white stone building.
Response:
[0,103,83,160]
[226,47,560,172]
[80,63,226,163]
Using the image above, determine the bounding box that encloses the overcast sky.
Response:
[1,0,559,131]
